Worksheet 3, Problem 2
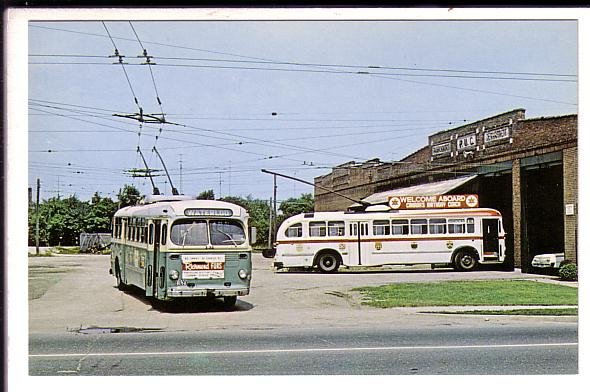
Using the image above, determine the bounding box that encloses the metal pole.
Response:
[268,197,273,249]
[273,174,277,243]
[35,178,40,255]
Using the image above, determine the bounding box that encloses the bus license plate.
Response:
[181,254,225,279]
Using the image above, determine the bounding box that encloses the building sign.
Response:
[388,194,479,210]
[484,127,510,144]
[432,142,451,156]
[457,134,477,151]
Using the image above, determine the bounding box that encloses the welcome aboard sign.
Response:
[387,194,479,210]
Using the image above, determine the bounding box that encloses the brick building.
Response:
[314,109,577,271]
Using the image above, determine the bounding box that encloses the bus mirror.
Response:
[249,227,257,245]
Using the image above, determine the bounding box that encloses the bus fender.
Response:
[313,249,342,273]
[451,246,480,262]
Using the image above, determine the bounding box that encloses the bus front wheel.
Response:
[454,251,478,272]
[316,252,341,273]
[223,295,237,309]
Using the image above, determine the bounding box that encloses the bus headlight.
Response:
[238,269,249,279]
[169,269,180,280]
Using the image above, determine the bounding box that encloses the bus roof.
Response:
[281,208,501,223]
[114,199,248,219]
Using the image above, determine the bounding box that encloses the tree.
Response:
[197,189,215,200]
[277,193,314,228]
[117,184,141,207]
[28,193,119,246]
[87,192,118,233]
[220,195,270,247]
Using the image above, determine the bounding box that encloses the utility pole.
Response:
[268,197,273,249]
[35,178,40,255]
[273,174,277,243]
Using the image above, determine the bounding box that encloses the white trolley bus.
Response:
[110,195,255,307]
[273,206,506,273]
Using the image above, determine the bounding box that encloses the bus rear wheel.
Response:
[316,252,341,273]
[115,262,126,290]
[454,251,478,272]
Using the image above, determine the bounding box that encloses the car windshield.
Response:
[170,219,246,246]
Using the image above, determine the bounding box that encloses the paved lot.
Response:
[28,253,576,334]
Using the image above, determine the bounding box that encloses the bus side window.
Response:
[373,220,390,235]
[161,224,167,245]
[149,223,154,245]
[309,221,327,237]
[391,219,409,235]
[467,218,475,233]
[285,223,302,238]
[410,219,428,235]
[429,218,447,234]
[328,221,345,236]
[349,223,357,236]
[448,218,465,234]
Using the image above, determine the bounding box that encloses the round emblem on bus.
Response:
[466,194,479,208]
[338,243,346,250]
[388,196,402,209]
[375,242,382,250]
[446,240,454,249]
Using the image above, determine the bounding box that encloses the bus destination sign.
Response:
[388,194,479,210]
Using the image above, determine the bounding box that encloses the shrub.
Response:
[559,263,578,281]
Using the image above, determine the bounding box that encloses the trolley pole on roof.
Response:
[136,147,160,195]
[261,169,369,207]
[152,146,179,195]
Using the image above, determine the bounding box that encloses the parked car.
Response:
[531,253,565,268]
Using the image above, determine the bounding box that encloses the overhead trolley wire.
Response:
[101,21,142,112]
[128,21,165,111]
[29,59,577,83]
[30,23,577,106]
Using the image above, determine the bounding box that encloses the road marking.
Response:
[30,342,578,358]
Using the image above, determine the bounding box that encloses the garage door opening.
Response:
[521,163,564,272]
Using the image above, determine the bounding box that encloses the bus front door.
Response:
[482,218,499,260]
[146,220,162,297]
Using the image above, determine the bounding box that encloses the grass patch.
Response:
[424,308,578,316]
[28,250,54,257]
[53,246,80,254]
[28,265,75,300]
[353,280,578,308]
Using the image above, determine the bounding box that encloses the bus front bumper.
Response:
[167,286,249,298]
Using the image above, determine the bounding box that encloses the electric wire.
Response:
[101,22,142,112]
[29,23,577,106]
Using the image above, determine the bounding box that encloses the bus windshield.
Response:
[170,219,246,246]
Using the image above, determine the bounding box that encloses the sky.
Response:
[23,13,578,204]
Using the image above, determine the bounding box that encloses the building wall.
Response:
[512,158,522,268]
[314,109,578,267]
[563,146,578,263]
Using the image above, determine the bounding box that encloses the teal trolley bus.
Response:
[110,195,255,308]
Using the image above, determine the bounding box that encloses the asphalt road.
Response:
[29,324,577,375]
[23,253,578,377]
